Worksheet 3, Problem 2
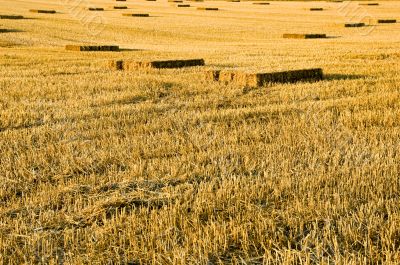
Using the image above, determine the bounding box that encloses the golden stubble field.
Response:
[1,0,400,264]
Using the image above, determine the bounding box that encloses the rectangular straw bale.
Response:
[127,59,205,70]
[283,33,326,39]
[345,23,365,27]
[211,68,323,86]
[0,15,24,19]
[197,7,219,10]
[377,19,396,23]
[29,9,56,14]
[88,7,104,11]
[109,59,205,70]
[66,45,120,51]
[123,13,150,17]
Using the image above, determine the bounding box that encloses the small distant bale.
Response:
[253,2,270,5]
[113,6,128,9]
[66,45,120,51]
[283,33,327,39]
[168,0,183,2]
[327,0,343,2]
[377,19,396,23]
[29,9,56,14]
[88,7,104,11]
[197,7,219,10]
[310,8,323,11]
[0,15,24,19]
[177,4,191,7]
[227,0,240,2]
[122,13,150,17]
[359,3,379,5]
[210,68,323,86]
[109,59,205,70]
[345,22,365,27]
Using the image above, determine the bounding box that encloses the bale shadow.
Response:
[324,74,366,81]
[0,29,24,33]
[119,48,146,52]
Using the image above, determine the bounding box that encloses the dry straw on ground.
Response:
[2,0,400,263]
[66,45,120,51]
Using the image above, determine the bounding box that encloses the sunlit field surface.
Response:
[1,0,400,263]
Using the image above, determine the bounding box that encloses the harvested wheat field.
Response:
[0,0,400,264]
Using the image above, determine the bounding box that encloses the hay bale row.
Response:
[283,33,326,39]
[123,13,150,17]
[359,3,379,5]
[0,29,10,33]
[253,2,270,5]
[310,8,323,11]
[29,9,56,14]
[177,4,191,7]
[66,45,119,51]
[345,23,365,27]
[113,6,128,9]
[88,7,104,11]
[207,68,323,86]
[109,59,205,70]
[377,19,396,23]
[0,15,24,19]
[197,7,219,10]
